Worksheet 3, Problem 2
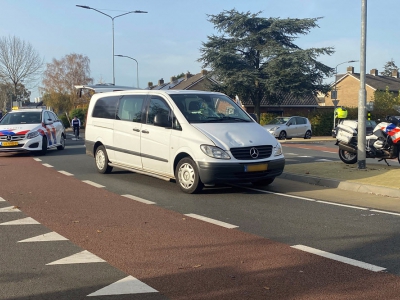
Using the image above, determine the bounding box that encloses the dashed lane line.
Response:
[82,180,105,188]
[42,163,53,168]
[0,197,5,201]
[122,194,156,204]
[184,213,238,229]
[291,245,386,272]
[58,170,74,176]
[33,158,42,161]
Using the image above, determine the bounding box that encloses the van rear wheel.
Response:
[175,158,204,194]
[95,145,113,174]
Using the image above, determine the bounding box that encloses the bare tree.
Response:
[41,53,93,113]
[0,35,43,109]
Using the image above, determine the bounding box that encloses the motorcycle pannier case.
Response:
[337,122,357,143]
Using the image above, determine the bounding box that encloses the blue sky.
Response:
[1,0,399,101]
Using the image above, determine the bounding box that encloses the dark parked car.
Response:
[332,119,376,138]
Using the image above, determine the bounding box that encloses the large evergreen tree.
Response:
[380,59,399,77]
[198,9,334,121]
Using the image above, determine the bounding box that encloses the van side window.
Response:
[146,96,171,126]
[117,95,144,122]
[92,96,119,119]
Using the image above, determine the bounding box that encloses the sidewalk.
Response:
[280,137,400,198]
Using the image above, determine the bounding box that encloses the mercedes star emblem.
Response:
[249,147,259,158]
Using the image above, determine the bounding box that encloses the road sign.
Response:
[332,99,340,107]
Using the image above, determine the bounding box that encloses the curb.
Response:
[281,172,400,198]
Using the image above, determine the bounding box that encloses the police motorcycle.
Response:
[335,116,400,165]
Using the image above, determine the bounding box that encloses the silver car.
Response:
[263,116,312,140]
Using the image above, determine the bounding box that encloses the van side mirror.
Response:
[154,113,171,128]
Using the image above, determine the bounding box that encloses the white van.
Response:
[84,89,285,193]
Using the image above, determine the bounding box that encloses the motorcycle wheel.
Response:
[338,149,357,164]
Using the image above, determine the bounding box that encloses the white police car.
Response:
[0,107,66,155]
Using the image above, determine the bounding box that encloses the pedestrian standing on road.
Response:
[71,116,81,140]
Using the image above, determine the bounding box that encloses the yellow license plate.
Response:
[245,163,268,172]
[2,141,18,146]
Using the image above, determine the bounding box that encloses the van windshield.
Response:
[169,93,252,123]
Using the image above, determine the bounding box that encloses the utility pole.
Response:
[357,0,367,169]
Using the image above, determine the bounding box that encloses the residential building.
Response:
[324,66,400,107]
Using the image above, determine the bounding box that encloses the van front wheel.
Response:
[95,145,113,174]
[175,158,204,194]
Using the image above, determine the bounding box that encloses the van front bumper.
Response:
[197,158,285,185]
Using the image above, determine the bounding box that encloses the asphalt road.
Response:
[2,135,400,299]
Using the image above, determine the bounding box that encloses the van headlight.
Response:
[200,145,231,159]
[269,126,279,132]
[26,131,40,139]
[273,142,283,156]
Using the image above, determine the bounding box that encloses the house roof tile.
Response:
[337,73,400,92]
[241,92,319,107]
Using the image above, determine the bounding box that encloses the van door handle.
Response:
[142,129,149,134]
[132,128,140,132]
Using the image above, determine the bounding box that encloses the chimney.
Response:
[148,82,153,88]
[185,72,192,80]
[392,70,399,78]
[170,76,177,82]
[158,78,164,85]
[370,69,378,76]
[201,69,208,76]
[347,66,354,74]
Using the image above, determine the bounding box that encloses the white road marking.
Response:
[323,151,336,154]
[42,163,53,168]
[0,197,5,201]
[185,213,238,229]
[122,194,155,204]
[18,232,68,242]
[298,156,312,158]
[0,217,40,225]
[315,159,333,162]
[316,201,368,210]
[82,180,105,188]
[0,206,21,212]
[46,250,105,265]
[58,170,74,176]
[33,158,42,161]
[370,209,400,217]
[235,186,316,202]
[291,245,386,272]
[87,275,158,296]
[283,153,298,155]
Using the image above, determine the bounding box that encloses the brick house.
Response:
[324,66,400,107]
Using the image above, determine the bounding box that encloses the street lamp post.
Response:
[115,55,139,88]
[76,5,147,85]
[332,60,358,129]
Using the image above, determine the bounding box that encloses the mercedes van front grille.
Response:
[230,145,273,160]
